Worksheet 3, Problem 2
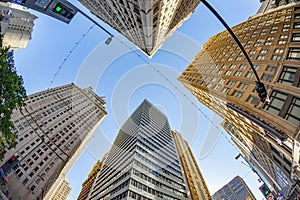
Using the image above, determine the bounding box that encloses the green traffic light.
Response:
[264,190,269,195]
[54,5,63,13]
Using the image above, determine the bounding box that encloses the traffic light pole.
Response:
[200,0,261,82]
[200,0,269,102]
[77,9,114,38]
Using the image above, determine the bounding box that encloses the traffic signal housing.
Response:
[255,81,269,103]
[259,184,271,197]
[17,0,78,24]
[52,2,74,20]
[1,156,19,174]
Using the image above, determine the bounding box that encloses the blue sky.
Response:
[13,0,266,199]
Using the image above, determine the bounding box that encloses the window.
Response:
[280,35,288,39]
[294,22,300,29]
[292,33,300,42]
[260,49,268,54]
[254,65,260,70]
[274,48,284,54]
[278,40,286,44]
[263,91,287,115]
[261,73,273,82]
[287,48,300,60]
[266,66,277,72]
[278,66,299,86]
[271,55,282,60]
[247,95,260,106]
[234,71,243,77]
[232,90,243,98]
[227,80,236,86]
[240,64,247,70]
[238,82,249,90]
[295,13,300,19]
[264,41,272,45]
[225,70,232,75]
[246,72,254,78]
[257,55,265,60]
[286,97,300,126]
[249,50,256,55]
[221,87,230,94]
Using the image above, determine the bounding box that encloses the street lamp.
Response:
[200,0,269,103]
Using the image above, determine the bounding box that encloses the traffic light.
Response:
[53,2,74,20]
[15,0,78,24]
[259,184,271,197]
[255,81,269,103]
[1,156,19,174]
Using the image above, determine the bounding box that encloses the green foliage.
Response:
[0,36,26,160]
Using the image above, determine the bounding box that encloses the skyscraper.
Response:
[51,179,71,200]
[88,100,191,199]
[178,1,300,197]
[0,83,107,200]
[172,130,212,200]
[77,154,107,200]
[78,0,201,56]
[212,176,256,200]
[0,2,37,50]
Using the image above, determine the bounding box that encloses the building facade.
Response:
[172,130,212,200]
[51,179,71,200]
[88,100,191,199]
[0,2,37,50]
[0,83,107,200]
[77,154,107,200]
[78,0,201,56]
[178,1,300,197]
[212,176,256,200]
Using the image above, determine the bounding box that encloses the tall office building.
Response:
[0,83,107,200]
[88,100,191,199]
[178,1,300,197]
[172,130,212,200]
[77,154,107,200]
[51,179,71,200]
[78,0,201,56]
[212,176,256,200]
[0,2,37,50]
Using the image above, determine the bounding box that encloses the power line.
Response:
[48,24,96,89]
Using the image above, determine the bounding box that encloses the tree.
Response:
[0,35,26,160]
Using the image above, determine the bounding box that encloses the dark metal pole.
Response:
[200,0,261,82]
[78,9,114,38]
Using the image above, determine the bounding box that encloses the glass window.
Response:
[238,82,249,90]
[246,72,254,78]
[257,55,265,60]
[280,35,288,39]
[261,73,274,82]
[234,71,243,77]
[295,13,300,19]
[232,90,243,98]
[271,55,282,60]
[240,64,247,70]
[221,87,230,94]
[263,91,288,115]
[287,48,300,60]
[286,97,300,126]
[274,48,284,54]
[266,66,277,72]
[294,22,300,29]
[278,66,298,86]
[247,95,260,106]
[260,49,268,54]
[227,80,236,86]
[292,33,300,42]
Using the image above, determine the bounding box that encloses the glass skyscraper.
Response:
[88,100,191,199]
